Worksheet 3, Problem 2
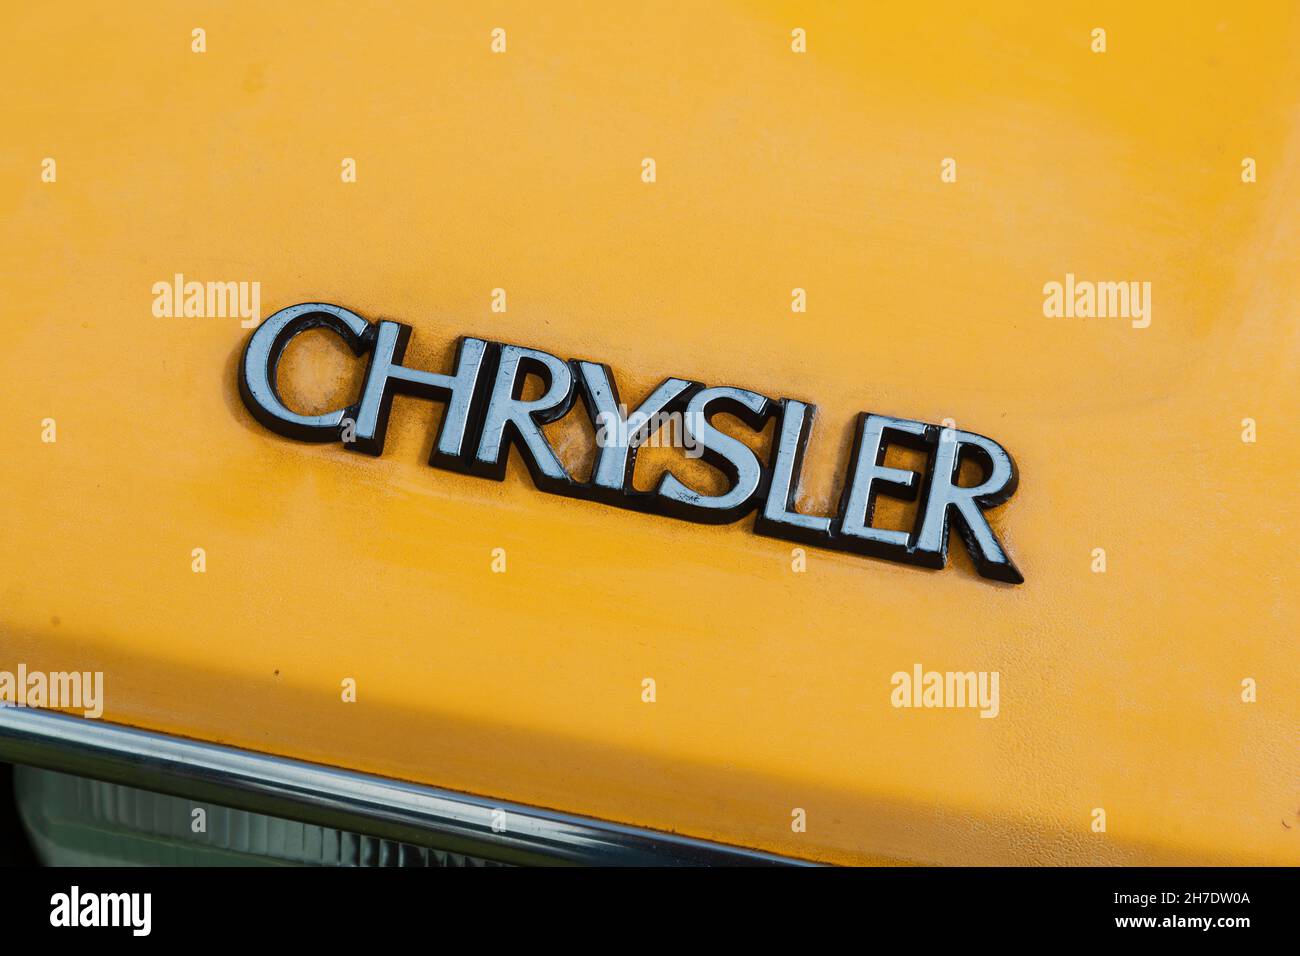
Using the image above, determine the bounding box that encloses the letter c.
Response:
[238,303,372,441]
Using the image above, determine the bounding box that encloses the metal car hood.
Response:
[1,2,1296,864]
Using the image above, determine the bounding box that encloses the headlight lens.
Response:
[15,766,503,867]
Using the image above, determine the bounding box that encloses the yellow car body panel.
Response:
[1,1,1297,865]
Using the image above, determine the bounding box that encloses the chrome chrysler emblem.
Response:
[239,303,1023,583]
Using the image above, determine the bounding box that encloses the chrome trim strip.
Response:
[0,708,813,866]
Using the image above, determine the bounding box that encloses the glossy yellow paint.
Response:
[2,2,1297,865]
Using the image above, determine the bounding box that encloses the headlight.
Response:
[0,708,801,867]
[15,765,502,867]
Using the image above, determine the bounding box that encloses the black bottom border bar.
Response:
[3,865,1291,942]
